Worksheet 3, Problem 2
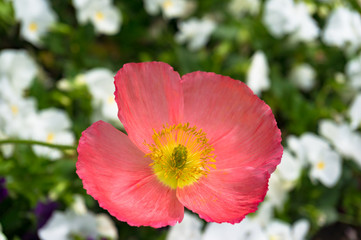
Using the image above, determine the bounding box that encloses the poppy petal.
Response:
[177,167,270,223]
[77,121,184,227]
[114,62,183,153]
[181,72,282,173]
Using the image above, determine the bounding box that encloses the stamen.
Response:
[146,123,216,189]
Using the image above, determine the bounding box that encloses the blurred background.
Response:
[0,0,361,239]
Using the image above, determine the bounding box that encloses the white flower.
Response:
[0,130,14,158]
[322,6,361,53]
[81,68,120,124]
[266,172,291,209]
[96,214,118,239]
[175,18,216,51]
[345,54,361,90]
[265,219,309,240]
[292,219,310,240]
[228,0,260,18]
[263,0,299,38]
[277,149,303,182]
[250,201,274,227]
[349,93,361,130]
[300,133,342,187]
[0,79,37,139]
[38,211,98,240]
[143,0,163,15]
[290,63,316,91]
[31,108,74,160]
[167,212,203,240]
[246,51,270,96]
[290,2,319,42]
[12,0,57,45]
[265,220,293,240]
[319,120,361,167]
[263,0,319,42]
[71,195,88,215]
[202,218,266,240]
[73,0,122,35]
[143,0,194,18]
[287,135,307,166]
[39,195,118,240]
[161,0,193,19]
[0,49,37,96]
[0,223,7,240]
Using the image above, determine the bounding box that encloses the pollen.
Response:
[146,123,216,189]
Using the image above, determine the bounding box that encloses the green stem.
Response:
[0,139,77,150]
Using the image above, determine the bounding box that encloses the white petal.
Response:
[309,148,342,187]
[38,212,71,240]
[349,94,361,130]
[246,51,270,96]
[346,54,361,90]
[96,214,118,239]
[290,64,316,91]
[167,212,203,240]
[287,135,307,166]
[290,2,319,42]
[292,219,310,240]
[277,149,302,181]
[263,0,298,38]
[143,0,162,15]
[91,7,122,35]
[322,7,361,53]
[265,220,293,240]
[299,132,330,164]
[175,18,215,51]
[0,49,37,94]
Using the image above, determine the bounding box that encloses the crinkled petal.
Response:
[181,72,282,173]
[77,121,184,227]
[177,167,270,223]
[114,62,183,152]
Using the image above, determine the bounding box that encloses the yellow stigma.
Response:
[95,11,104,21]
[146,123,216,189]
[46,132,55,143]
[29,22,38,32]
[317,161,325,170]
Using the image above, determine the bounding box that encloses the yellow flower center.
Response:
[29,22,38,32]
[10,105,19,115]
[317,161,325,170]
[146,123,216,189]
[162,0,173,9]
[46,132,55,143]
[269,235,281,240]
[95,11,104,21]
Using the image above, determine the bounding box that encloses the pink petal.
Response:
[77,121,184,227]
[114,62,183,153]
[177,167,270,223]
[181,72,282,173]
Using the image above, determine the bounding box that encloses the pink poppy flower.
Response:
[77,62,283,228]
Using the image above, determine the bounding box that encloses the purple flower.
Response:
[34,199,58,229]
[0,177,8,202]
